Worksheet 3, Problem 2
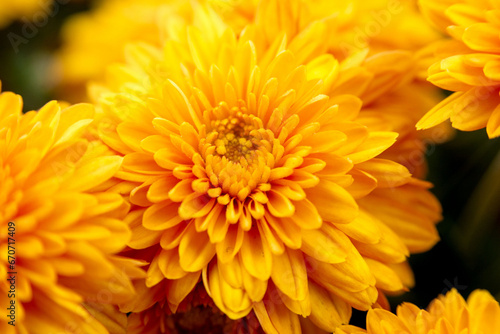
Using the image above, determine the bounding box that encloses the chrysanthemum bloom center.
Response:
[201,102,277,201]
[210,112,256,162]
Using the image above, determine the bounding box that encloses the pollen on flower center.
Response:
[211,113,256,163]
[200,101,279,201]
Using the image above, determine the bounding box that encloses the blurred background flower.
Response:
[337,288,500,333]
[1,0,500,332]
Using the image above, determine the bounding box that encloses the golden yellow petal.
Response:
[357,158,411,188]
[241,264,268,302]
[154,147,192,170]
[160,223,187,250]
[206,262,253,319]
[264,213,302,249]
[168,178,194,202]
[146,176,178,203]
[240,227,272,281]
[253,297,301,334]
[143,201,183,231]
[346,132,398,164]
[266,189,296,217]
[288,198,322,230]
[166,272,201,313]
[121,152,165,174]
[486,104,500,138]
[306,180,358,224]
[301,224,349,264]
[140,134,171,155]
[417,88,486,130]
[208,204,231,243]
[158,248,189,280]
[216,224,245,263]
[450,92,500,131]
[64,156,123,192]
[463,23,500,53]
[179,193,215,220]
[364,258,405,292]
[366,308,410,334]
[257,219,286,255]
[308,281,352,332]
[467,290,500,333]
[334,210,381,245]
[178,222,216,272]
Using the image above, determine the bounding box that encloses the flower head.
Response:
[337,288,500,334]
[94,2,442,333]
[417,0,500,138]
[0,87,143,333]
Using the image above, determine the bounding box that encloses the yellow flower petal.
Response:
[306,180,358,224]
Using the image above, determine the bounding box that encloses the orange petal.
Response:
[364,258,405,292]
[254,295,301,334]
[166,272,200,313]
[241,264,268,302]
[366,308,410,334]
[158,248,188,280]
[178,193,215,220]
[334,210,380,244]
[206,262,253,319]
[240,227,272,281]
[271,249,308,301]
[168,178,194,202]
[301,223,349,263]
[346,132,398,164]
[147,176,179,203]
[178,222,216,272]
[265,213,302,249]
[463,23,500,53]
[143,201,184,231]
[266,189,295,217]
[208,205,231,243]
[154,147,192,170]
[288,199,322,230]
[357,159,411,188]
[64,156,123,192]
[122,152,165,174]
[257,219,286,255]
[487,104,500,138]
[306,180,358,224]
[468,290,500,334]
[308,281,352,332]
[216,224,245,263]
[116,122,152,152]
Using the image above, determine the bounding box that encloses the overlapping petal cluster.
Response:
[55,0,256,102]
[91,2,442,332]
[0,87,142,333]
[55,0,441,104]
[417,0,500,137]
[337,288,500,334]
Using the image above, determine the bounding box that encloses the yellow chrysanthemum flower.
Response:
[417,0,500,138]
[336,288,500,334]
[0,86,144,333]
[54,0,439,102]
[56,0,450,175]
[92,2,442,333]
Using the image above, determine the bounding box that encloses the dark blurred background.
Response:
[1,0,500,328]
